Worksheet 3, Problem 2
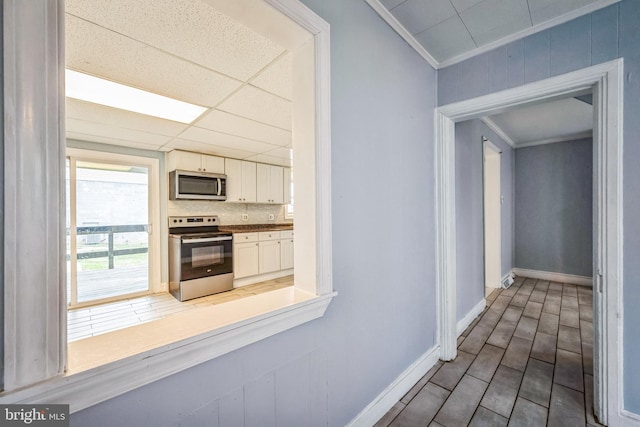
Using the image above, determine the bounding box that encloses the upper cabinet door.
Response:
[241,161,257,203]
[225,158,243,202]
[168,151,202,172]
[257,164,284,204]
[256,163,271,203]
[200,154,224,174]
[167,150,224,173]
[225,159,257,203]
[270,165,284,204]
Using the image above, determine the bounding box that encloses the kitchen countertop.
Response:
[219,223,294,233]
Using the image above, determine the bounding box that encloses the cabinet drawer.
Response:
[258,231,281,241]
[280,230,294,239]
[234,232,259,243]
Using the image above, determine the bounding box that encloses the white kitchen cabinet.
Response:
[283,167,292,205]
[167,150,225,174]
[256,163,284,204]
[280,234,294,270]
[233,241,260,279]
[259,240,281,274]
[225,159,257,203]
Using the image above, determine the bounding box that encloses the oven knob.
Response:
[173,219,177,223]
[179,219,183,223]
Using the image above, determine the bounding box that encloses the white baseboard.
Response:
[457,298,486,336]
[512,268,593,287]
[346,345,441,427]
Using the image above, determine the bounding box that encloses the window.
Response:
[1,0,333,410]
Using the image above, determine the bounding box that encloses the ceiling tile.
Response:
[450,0,485,12]
[528,0,598,25]
[65,0,285,81]
[66,118,172,146]
[217,85,292,130]
[67,132,165,151]
[381,0,407,9]
[250,52,293,100]
[66,99,188,137]
[390,0,457,34]
[165,139,255,160]
[195,110,291,147]
[66,16,242,107]
[245,154,292,167]
[461,0,532,46]
[414,15,477,61]
[179,127,281,154]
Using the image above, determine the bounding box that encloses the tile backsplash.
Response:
[168,200,291,225]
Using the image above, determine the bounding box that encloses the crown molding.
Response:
[364,0,439,69]
[480,117,515,148]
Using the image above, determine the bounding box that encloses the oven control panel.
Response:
[169,216,220,227]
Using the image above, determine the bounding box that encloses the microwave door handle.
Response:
[183,236,232,243]
[217,178,222,196]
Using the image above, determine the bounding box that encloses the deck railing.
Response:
[67,224,149,269]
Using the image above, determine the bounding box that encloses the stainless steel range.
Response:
[168,215,233,301]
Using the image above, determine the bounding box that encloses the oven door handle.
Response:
[182,236,232,243]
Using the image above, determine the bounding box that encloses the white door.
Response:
[483,140,502,293]
[66,150,159,307]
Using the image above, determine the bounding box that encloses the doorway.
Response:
[66,149,160,308]
[483,139,501,296]
[434,59,624,425]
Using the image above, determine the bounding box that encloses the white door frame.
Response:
[66,148,162,307]
[434,59,623,425]
[483,139,502,292]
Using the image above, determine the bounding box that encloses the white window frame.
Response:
[1,0,334,412]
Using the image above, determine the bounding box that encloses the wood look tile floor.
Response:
[67,275,294,342]
[375,277,603,427]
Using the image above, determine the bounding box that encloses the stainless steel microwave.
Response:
[169,170,227,201]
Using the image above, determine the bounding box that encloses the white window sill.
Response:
[0,287,335,412]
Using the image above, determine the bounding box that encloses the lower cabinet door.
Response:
[234,242,259,279]
[280,238,294,270]
[259,240,281,274]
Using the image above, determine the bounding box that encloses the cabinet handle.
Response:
[255,243,258,246]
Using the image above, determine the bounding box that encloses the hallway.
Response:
[375,277,601,427]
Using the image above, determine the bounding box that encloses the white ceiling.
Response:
[370,0,619,66]
[65,0,293,167]
[485,96,593,148]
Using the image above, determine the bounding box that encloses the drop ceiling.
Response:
[368,0,621,67]
[65,0,293,167]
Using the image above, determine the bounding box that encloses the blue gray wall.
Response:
[70,0,438,425]
[514,139,593,277]
[438,0,640,412]
[456,119,514,322]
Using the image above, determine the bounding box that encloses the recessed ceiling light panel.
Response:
[65,69,207,124]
